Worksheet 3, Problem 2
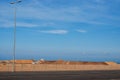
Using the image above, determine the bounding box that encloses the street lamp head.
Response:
[10,0,22,4]
[10,2,15,4]
[17,0,22,3]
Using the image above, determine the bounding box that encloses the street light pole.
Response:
[10,0,22,72]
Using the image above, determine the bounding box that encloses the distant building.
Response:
[10,60,34,64]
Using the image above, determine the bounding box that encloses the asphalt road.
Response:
[0,70,120,80]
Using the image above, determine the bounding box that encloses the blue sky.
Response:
[0,0,120,62]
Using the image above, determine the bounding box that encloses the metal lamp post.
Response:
[10,0,22,72]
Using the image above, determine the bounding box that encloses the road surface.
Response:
[0,70,120,80]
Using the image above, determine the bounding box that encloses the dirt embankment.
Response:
[37,60,109,65]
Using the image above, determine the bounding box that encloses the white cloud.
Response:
[0,2,104,25]
[0,18,57,28]
[16,1,119,25]
[17,6,104,25]
[40,22,56,27]
[17,22,39,27]
[0,0,120,28]
[77,29,87,33]
[0,22,38,28]
[39,30,68,34]
[0,19,39,28]
[94,0,105,4]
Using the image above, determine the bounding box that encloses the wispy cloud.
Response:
[0,19,56,28]
[17,6,104,25]
[77,29,87,33]
[0,0,120,28]
[16,0,119,26]
[0,20,39,28]
[39,30,68,34]
[17,22,39,27]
